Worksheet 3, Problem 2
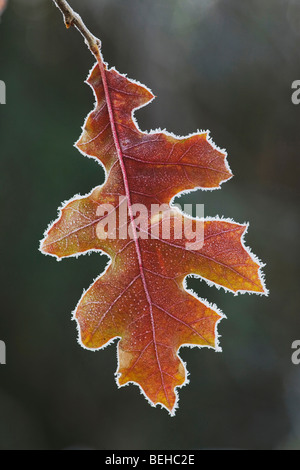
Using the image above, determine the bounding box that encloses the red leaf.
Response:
[40,51,267,415]
[0,0,7,16]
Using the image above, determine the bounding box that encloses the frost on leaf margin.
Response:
[40,55,268,415]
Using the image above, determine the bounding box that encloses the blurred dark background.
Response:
[0,0,300,450]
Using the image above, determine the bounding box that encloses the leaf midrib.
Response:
[97,58,170,406]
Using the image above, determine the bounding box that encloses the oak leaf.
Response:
[40,54,267,414]
[0,0,6,16]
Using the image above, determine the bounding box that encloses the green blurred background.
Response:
[0,0,300,450]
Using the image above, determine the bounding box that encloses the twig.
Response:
[52,0,101,58]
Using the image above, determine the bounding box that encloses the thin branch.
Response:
[52,0,101,58]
